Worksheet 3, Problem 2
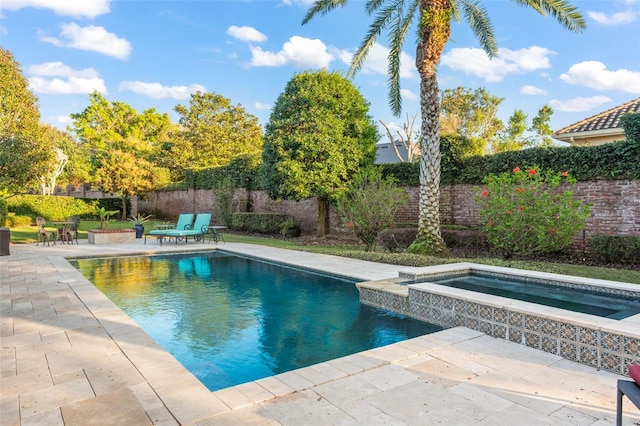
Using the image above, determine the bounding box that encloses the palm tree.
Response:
[303,0,585,256]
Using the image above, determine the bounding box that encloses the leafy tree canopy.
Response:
[170,91,263,172]
[440,86,504,155]
[0,48,53,194]
[261,70,378,203]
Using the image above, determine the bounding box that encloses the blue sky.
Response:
[1,0,639,142]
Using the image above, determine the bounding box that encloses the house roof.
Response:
[554,97,640,137]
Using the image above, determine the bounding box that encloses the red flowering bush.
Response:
[476,166,590,259]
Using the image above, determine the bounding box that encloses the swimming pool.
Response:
[428,272,640,320]
[70,251,441,392]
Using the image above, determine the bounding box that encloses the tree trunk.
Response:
[409,2,451,257]
[317,197,330,236]
[122,197,128,221]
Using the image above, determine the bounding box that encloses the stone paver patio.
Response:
[1,240,639,425]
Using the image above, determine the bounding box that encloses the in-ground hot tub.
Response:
[357,263,640,376]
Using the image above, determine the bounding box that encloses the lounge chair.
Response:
[164,213,212,244]
[145,213,194,245]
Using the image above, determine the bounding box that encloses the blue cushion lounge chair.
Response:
[146,213,194,245]
[164,213,212,244]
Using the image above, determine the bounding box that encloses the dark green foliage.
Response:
[7,195,97,220]
[186,154,261,190]
[88,198,131,218]
[0,198,7,227]
[231,212,290,234]
[441,229,490,256]
[621,112,640,145]
[378,228,418,252]
[589,235,640,266]
[261,70,379,203]
[380,162,419,187]
[213,177,235,227]
[379,139,640,186]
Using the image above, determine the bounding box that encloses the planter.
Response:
[88,229,136,244]
[132,224,144,238]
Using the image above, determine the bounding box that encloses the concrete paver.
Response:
[1,240,639,425]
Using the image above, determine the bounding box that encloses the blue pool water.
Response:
[428,273,640,320]
[70,251,441,391]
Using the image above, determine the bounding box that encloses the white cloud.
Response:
[27,62,106,94]
[249,36,333,68]
[560,61,640,93]
[254,102,272,110]
[400,88,418,101]
[520,85,547,95]
[54,115,73,126]
[587,10,638,25]
[282,0,315,6]
[441,46,555,82]
[40,23,131,60]
[2,0,110,18]
[227,26,267,43]
[549,96,612,112]
[356,43,416,79]
[118,81,206,99]
[29,76,106,94]
[28,62,98,78]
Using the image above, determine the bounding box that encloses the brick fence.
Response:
[143,179,639,237]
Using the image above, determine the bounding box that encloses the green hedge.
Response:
[186,154,261,190]
[0,198,7,227]
[231,212,289,234]
[6,213,32,227]
[7,195,98,220]
[379,138,640,186]
[589,234,640,266]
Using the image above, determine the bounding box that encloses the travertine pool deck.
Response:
[1,240,639,425]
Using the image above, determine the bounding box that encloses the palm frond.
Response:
[348,0,399,77]
[460,0,497,58]
[387,1,419,116]
[302,0,350,25]
[365,0,386,15]
[511,0,586,33]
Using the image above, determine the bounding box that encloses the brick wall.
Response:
[145,179,640,237]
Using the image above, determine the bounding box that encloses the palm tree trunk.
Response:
[409,1,451,256]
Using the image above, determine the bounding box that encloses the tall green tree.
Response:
[168,91,263,180]
[303,0,585,256]
[440,86,504,155]
[493,109,528,153]
[528,105,554,147]
[261,70,379,236]
[0,47,52,194]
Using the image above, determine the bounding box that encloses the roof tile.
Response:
[554,97,640,135]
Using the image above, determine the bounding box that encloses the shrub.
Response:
[476,166,591,259]
[441,229,490,255]
[0,198,7,227]
[589,234,640,266]
[336,170,409,252]
[6,213,32,227]
[7,195,97,220]
[213,176,236,227]
[231,212,289,234]
[378,228,418,253]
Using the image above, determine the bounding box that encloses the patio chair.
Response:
[145,213,194,245]
[60,216,80,244]
[36,216,57,246]
[164,213,212,244]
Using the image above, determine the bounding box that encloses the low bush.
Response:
[378,228,417,253]
[6,213,32,228]
[0,198,7,227]
[7,195,98,220]
[589,235,640,266]
[441,229,490,256]
[231,212,289,234]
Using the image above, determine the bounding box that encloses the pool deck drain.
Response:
[1,241,639,425]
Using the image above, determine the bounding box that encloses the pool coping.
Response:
[4,242,639,424]
[357,262,640,376]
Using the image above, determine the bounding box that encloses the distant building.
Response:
[375,141,420,164]
[554,97,640,146]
